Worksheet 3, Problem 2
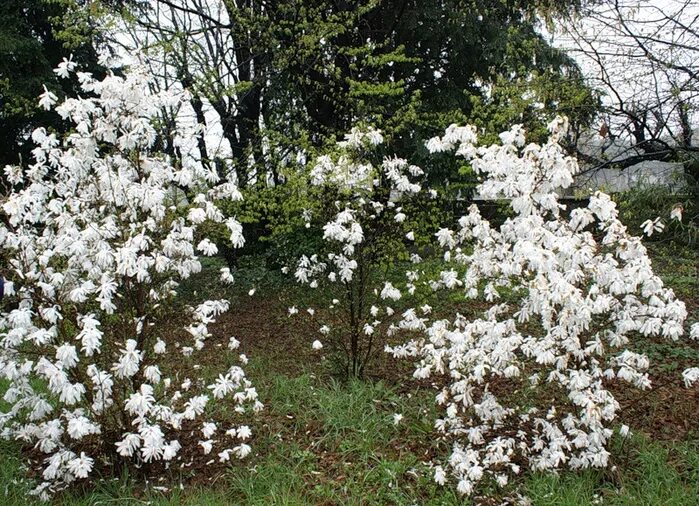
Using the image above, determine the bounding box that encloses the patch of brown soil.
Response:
[614,373,699,441]
[210,295,322,376]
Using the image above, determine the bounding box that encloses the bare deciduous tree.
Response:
[557,0,699,180]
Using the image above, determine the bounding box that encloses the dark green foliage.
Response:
[280,0,598,173]
[245,0,597,255]
[616,182,699,246]
[0,0,105,170]
[120,0,597,188]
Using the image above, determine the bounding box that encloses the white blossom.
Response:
[386,118,693,495]
[670,205,683,222]
[66,453,93,479]
[683,368,699,388]
[0,67,258,498]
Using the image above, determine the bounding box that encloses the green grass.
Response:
[525,438,699,505]
[2,244,699,504]
[2,367,698,505]
[223,369,460,505]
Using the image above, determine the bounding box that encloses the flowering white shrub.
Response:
[290,127,431,377]
[387,117,697,495]
[0,65,260,499]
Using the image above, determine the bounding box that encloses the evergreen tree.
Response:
[0,0,108,170]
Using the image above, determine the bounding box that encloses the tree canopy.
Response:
[111,0,595,189]
[0,0,108,169]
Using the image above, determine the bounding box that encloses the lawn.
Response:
[1,243,698,505]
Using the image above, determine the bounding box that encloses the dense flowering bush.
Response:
[386,117,699,495]
[0,65,260,499]
[290,127,434,377]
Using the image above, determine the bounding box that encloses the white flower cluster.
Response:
[387,117,694,495]
[310,154,375,190]
[0,66,258,499]
[292,130,425,354]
